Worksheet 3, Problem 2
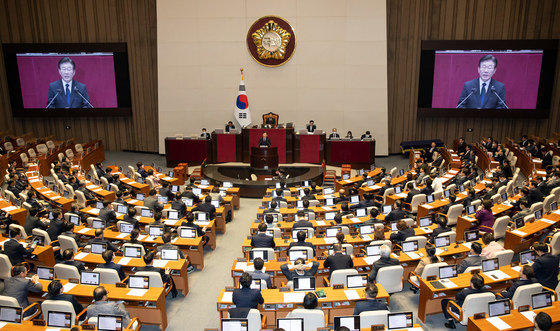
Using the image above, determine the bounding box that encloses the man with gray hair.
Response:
[368,244,399,282]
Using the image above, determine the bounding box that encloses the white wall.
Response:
[157,0,388,155]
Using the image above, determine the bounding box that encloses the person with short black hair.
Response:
[288,230,315,255]
[232,272,264,308]
[61,248,85,272]
[251,223,275,248]
[441,275,488,329]
[23,207,48,235]
[389,219,414,244]
[122,207,139,228]
[457,242,483,274]
[225,121,236,132]
[192,195,216,219]
[302,292,318,309]
[531,242,560,289]
[500,265,536,299]
[87,228,119,252]
[156,232,185,259]
[247,257,272,289]
[293,212,313,229]
[60,221,85,248]
[279,257,319,282]
[457,54,506,109]
[47,209,65,241]
[47,57,91,108]
[361,131,373,140]
[264,213,276,229]
[97,250,125,280]
[98,200,117,223]
[323,244,353,280]
[353,283,387,314]
[430,215,451,242]
[87,286,131,326]
[3,228,37,266]
[47,279,84,318]
[136,250,177,297]
[534,312,552,331]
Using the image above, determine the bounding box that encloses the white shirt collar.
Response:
[479,78,490,93]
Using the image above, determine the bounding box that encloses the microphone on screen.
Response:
[74,86,94,108]
[456,88,477,108]
[490,86,509,109]
[46,89,62,109]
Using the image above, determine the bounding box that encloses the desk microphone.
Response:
[456,88,476,108]
[46,89,62,108]
[490,86,508,109]
[74,86,94,108]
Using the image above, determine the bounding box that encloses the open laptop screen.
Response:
[0,306,22,323]
[488,299,511,317]
[221,319,248,331]
[47,311,72,328]
[128,275,149,289]
[81,271,100,286]
[334,316,360,331]
[277,318,304,331]
[346,274,368,288]
[387,312,413,330]
[97,314,124,331]
[531,292,553,310]
[293,276,315,291]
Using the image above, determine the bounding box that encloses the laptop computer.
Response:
[419,217,432,227]
[359,225,373,235]
[464,230,479,242]
[148,225,163,237]
[36,266,54,280]
[97,314,124,331]
[394,186,402,194]
[535,209,543,220]
[402,240,418,253]
[124,246,142,258]
[128,275,149,289]
[323,187,334,195]
[438,265,457,279]
[293,276,315,291]
[157,196,168,204]
[136,193,144,201]
[426,194,435,203]
[390,222,398,232]
[116,205,127,214]
[382,205,392,215]
[119,222,133,234]
[96,201,104,209]
[196,213,208,221]
[334,316,360,331]
[141,209,153,218]
[81,271,100,286]
[355,208,367,217]
[183,198,193,207]
[520,250,536,264]
[325,198,335,206]
[223,181,233,188]
[161,248,179,260]
[531,292,553,310]
[346,274,368,288]
[276,318,304,331]
[249,250,269,262]
[326,227,342,238]
[444,190,451,198]
[434,235,450,248]
[91,243,107,254]
[515,216,525,229]
[482,258,499,273]
[92,219,106,229]
[221,319,248,331]
[488,299,511,317]
[342,174,351,180]
[47,311,72,328]
[366,245,382,256]
[180,227,197,239]
[69,215,80,226]
[288,250,308,262]
[167,210,179,220]
[171,185,179,193]
[350,195,360,204]
[465,205,476,215]
[325,212,336,221]
[211,200,220,208]
[192,188,202,195]
[387,312,413,330]
[0,306,22,324]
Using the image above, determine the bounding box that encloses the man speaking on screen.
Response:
[46,57,92,108]
[457,54,507,109]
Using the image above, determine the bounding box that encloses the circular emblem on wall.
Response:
[247,16,296,67]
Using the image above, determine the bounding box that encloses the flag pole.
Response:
[240,68,243,80]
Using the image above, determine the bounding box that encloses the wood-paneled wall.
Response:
[387,0,560,153]
[0,0,158,152]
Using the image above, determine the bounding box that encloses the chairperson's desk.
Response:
[31,279,168,329]
[217,284,390,327]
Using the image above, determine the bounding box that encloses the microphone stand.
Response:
[74,88,94,108]
[46,90,62,109]
[456,88,477,108]
[491,87,508,109]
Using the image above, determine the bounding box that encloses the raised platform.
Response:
[203,163,324,198]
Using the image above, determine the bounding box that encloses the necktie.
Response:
[65,83,71,106]
[480,82,486,107]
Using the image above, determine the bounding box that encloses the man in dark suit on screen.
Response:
[258,132,271,147]
[457,54,506,109]
[47,57,91,108]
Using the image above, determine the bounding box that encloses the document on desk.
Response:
[137,235,147,241]
[511,265,522,272]
[74,252,89,260]
[195,221,210,226]
[462,242,472,249]
[323,238,338,244]
[421,227,433,234]
[438,279,458,289]
[315,221,326,226]
[435,248,444,256]
[221,291,233,302]
[520,310,537,322]
[0,322,7,329]
[284,292,306,303]
[351,218,362,223]
[153,260,168,268]
[363,256,381,265]
[116,233,128,239]
[86,185,97,190]
[89,208,100,214]
[243,264,255,272]
[127,199,138,204]
[62,283,77,293]
[553,210,560,215]
[395,193,407,198]
[127,289,148,297]
[486,316,511,330]
[235,262,247,270]
[78,227,92,234]
[343,180,353,183]
[540,218,556,224]
[344,289,360,300]
[117,257,131,265]
[511,229,527,236]
[164,220,177,225]
[483,270,510,281]
[1,206,17,212]
[361,235,372,241]
[404,252,421,259]
[371,185,382,190]
[322,206,332,211]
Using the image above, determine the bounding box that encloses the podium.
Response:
[250,147,278,169]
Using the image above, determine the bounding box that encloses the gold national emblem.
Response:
[252,20,291,60]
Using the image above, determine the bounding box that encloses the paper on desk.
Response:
[439,279,458,289]
[78,227,91,234]
[92,188,102,192]
[540,218,556,224]
[153,260,168,268]
[511,229,527,236]
[74,252,89,260]
[195,221,210,226]
[235,262,247,270]
[137,235,147,241]
[371,185,382,189]
[221,291,233,302]
[363,256,381,264]
[322,206,332,211]
[405,252,421,259]
[462,242,472,249]
[361,235,372,241]
[435,248,444,256]
[163,177,173,181]
[344,180,353,183]
[421,204,433,209]
[198,185,209,189]
[511,265,522,272]
[116,233,128,239]
[315,221,326,226]
[395,193,407,198]
[553,210,560,215]
[324,238,337,244]
[127,199,138,204]
[284,292,306,303]
[421,227,433,234]
[0,322,7,329]
[344,289,360,300]
[520,310,537,322]
[127,289,148,297]
[1,206,17,212]
[164,220,176,225]
[62,283,77,293]
[486,316,511,330]
[484,270,510,280]
[171,237,179,243]
[89,208,100,214]
[118,257,131,265]
[391,253,399,258]
[243,265,255,272]
[86,185,96,189]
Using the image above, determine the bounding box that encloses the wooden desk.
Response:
[212,131,243,163]
[0,198,27,226]
[243,127,294,164]
[107,167,150,195]
[0,236,57,267]
[217,285,390,327]
[467,301,560,331]
[294,132,325,164]
[78,141,106,174]
[250,147,278,169]
[76,175,116,201]
[417,265,520,323]
[456,202,513,241]
[0,320,137,330]
[326,139,376,168]
[26,172,73,212]
[504,211,560,253]
[164,137,213,167]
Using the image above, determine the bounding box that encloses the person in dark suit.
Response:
[362,208,383,226]
[232,273,264,309]
[170,192,187,218]
[87,286,131,326]
[457,54,506,109]
[288,230,315,255]
[280,258,320,282]
[385,200,407,223]
[143,189,161,211]
[250,223,275,248]
[353,283,388,314]
[158,182,171,198]
[61,248,86,272]
[306,120,316,133]
[46,57,91,108]
[531,243,560,290]
[263,201,278,214]
[293,214,313,229]
[200,128,211,139]
[60,221,86,248]
[323,244,353,280]
[45,209,65,241]
[98,200,117,223]
[156,232,185,259]
[441,274,489,329]
[420,178,434,196]
[3,228,37,266]
[328,128,340,139]
[3,264,43,316]
[225,121,236,132]
[272,188,287,204]
[500,265,536,299]
[247,257,272,289]
[361,131,373,140]
[389,220,414,244]
[87,229,119,252]
[430,216,452,243]
[528,181,544,204]
[193,195,216,219]
[23,208,48,235]
[46,280,85,318]
[258,132,271,147]
[136,250,177,297]
[457,137,467,155]
[535,312,553,331]
[457,242,483,274]
[122,207,139,229]
[97,250,125,281]
[368,244,399,282]
[404,182,420,204]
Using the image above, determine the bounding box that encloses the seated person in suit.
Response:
[430,215,451,243]
[440,195,457,215]
[302,292,319,310]
[200,128,210,139]
[122,207,139,229]
[328,128,340,139]
[136,250,177,297]
[480,233,504,259]
[385,200,407,223]
[353,282,388,315]
[47,280,85,319]
[346,131,353,139]
[247,257,272,289]
[3,264,42,316]
[232,272,264,309]
[389,220,414,244]
[272,188,287,204]
[143,189,161,211]
[250,223,275,248]
[530,242,560,290]
[535,312,552,331]
[3,228,37,266]
[500,265,535,299]
[441,274,489,329]
[26,191,46,211]
[60,221,86,248]
[420,178,434,195]
[114,190,126,204]
[288,230,315,256]
[87,229,119,252]
[323,244,353,280]
[148,211,168,233]
[361,131,373,140]
[258,132,271,147]
[430,151,444,168]
[181,213,209,246]
[87,286,131,326]
[280,257,319,282]
[368,244,399,282]
[158,183,171,200]
[97,250,125,281]
[404,182,420,204]
[306,120,316,133]
[264,116,276,127]
[136,162,148,178]
[263,213,277,229]
[225,121,236,132]
[156,232,185,259]
[47,209,66,241]
[457,242,483,274]
[127,229,146,251]
[192,195,216,220]
[336,202,352,218]
[23,207,48,235]
[335,190,349,204]
[300,198,314,212]
[414,246,442,277]
[362,208,382,226]
[98,200,117,223]
[61,248,85,272]
[293,212,313,229]
[170,192,187,218]
[263,201,278,214]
